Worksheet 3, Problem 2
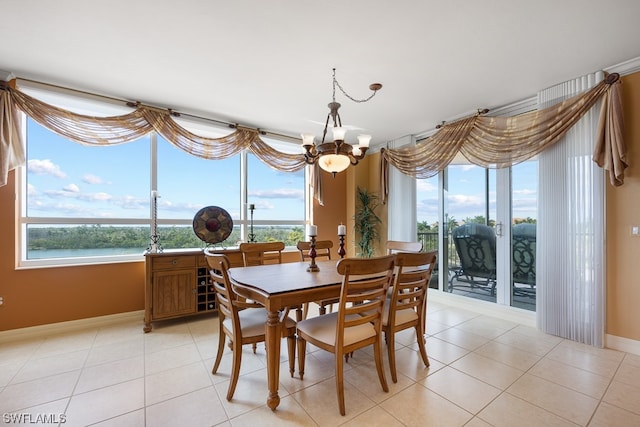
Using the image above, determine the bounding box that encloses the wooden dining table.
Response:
[228,259,345,410]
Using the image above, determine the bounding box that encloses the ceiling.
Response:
[2,0,640,148]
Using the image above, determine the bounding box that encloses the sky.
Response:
[416,162,538,226]
[25,119,306,222]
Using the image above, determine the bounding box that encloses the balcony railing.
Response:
[417,231,459,266]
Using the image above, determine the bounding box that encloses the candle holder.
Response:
[248,204,256,243]
[338,234,346,258]
[306,235,320,272]
[146,191,163,253]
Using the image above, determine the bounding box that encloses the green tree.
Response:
[417,221,431,233]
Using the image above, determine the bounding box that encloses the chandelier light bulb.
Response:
[301,133,315,147]
[357,134,371,148]
[332,126,347,141]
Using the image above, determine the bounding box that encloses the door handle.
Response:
[495,222,503,237]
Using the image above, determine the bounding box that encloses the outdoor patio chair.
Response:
[512,223,536,297]
[450,223,497,295]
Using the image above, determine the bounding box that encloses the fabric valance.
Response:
[0,81,308,187]
[379,73,626,204]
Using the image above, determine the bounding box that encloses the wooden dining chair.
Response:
[239,241,285,266]
[204,250,297,401]
[297,240,337,318]
[240,240,304,328]
[385,240,423,298]
[386,240,423,254]
[297,239,333,260]
[383,250,437,382]
[296,255,395,416]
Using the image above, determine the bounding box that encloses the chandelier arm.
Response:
[321,111,332,143]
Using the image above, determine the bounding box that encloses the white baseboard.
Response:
[0,310,144,344]
[606,334,640,356]
[428,289,536,327]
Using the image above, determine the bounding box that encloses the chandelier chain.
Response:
[332,68,379,104]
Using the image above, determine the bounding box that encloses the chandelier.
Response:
[302,69,382,176]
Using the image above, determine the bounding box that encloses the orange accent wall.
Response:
[312,169,348,258]
[0,172,145,331]
[606,72,640,341]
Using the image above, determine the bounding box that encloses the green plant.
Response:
[353,186,382,258]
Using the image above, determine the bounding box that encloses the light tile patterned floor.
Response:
[1,301,639,426]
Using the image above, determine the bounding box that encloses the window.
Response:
[18,87,307,267]
[246,141,306,246]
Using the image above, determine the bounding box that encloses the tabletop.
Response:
[228,259,343,295]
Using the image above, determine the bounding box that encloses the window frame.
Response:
[16,89,309,269]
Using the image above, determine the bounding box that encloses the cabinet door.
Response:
[152,269,196,319]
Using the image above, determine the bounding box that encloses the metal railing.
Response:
[417,231,459,266]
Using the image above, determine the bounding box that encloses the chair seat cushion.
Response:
[297,312,376,347]
[382,305,418,327]
[223,308,295,339]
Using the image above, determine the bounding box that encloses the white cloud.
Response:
[417,180,437,192]
[115,195,147,210]
[27,183,37,196]
[28,159,66,178]
[82,174,107,185]
[92,192,112,201]
[249,188,304,200]
[63,184,80,193]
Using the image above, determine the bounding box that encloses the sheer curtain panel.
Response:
[386,136,417,242]
[537,72,606,347]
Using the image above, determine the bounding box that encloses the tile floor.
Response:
[1,300,639,426]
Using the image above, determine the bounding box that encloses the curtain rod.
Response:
[14,76,301,143]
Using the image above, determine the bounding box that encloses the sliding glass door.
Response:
[418,157,537,311]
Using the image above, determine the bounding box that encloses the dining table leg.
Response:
[266,309,282,410]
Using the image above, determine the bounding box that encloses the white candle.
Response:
[307,224,317,237]
[151,190,158,198]
[338,224,346,235]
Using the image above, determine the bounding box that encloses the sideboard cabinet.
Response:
[143,249,243,332]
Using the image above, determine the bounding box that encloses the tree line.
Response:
[28,225,306,251]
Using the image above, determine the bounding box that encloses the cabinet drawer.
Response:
[152,255,196,270]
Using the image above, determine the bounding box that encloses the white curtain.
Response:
[537,72,606,347]
[387,135,417,242]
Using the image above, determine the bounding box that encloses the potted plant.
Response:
[353,186,382,258]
